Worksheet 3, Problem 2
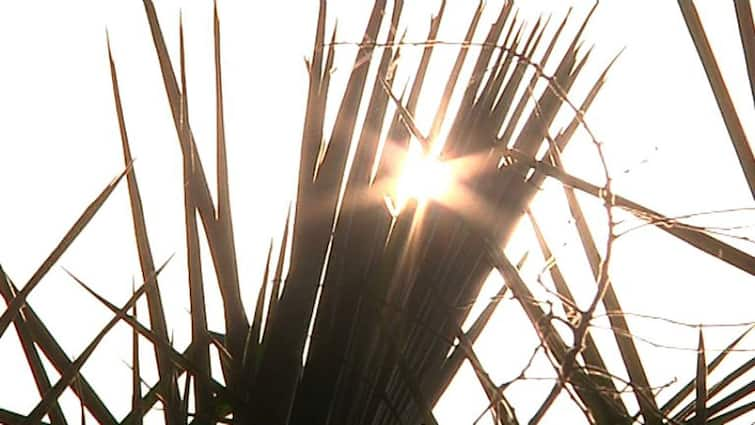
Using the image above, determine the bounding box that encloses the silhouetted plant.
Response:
[0,1,753,424]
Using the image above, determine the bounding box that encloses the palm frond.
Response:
[0,165,130,337]
[2,2,752,424]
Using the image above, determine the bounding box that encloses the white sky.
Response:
[0,1,753,424]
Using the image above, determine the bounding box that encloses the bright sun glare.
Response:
[392,140,453,212]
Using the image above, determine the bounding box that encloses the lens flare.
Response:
[394,141,453,211]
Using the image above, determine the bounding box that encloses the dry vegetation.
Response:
[0,1,753,424]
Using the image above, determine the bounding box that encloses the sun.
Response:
[391,140,454,212]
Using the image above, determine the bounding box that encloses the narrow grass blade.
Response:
[0,409,50,425]
[124,376,174,424]
[674,356,755,422]
[694,329,707,425]
[140,0,218,223]
[705,401,755,425]
[432,275,509,406]
[208,332,234,382]
[23,263,167,425]
[662,325,753,415]
[0,271,67,425]
[297,0,328,197]
[510,30,590,158]
[426,0,484,146]
[407,0,446,114]
[264,205,291,340]
[212,4,242,290]
[130,280,144,425]
[314,0,387,179]
[471,18,517,120]
[0,165,130,338]
[210,2,247,366]
[460,1,512,116]
[74,378,85,425]
[242,239,272,383]
[67,258,243,403]
[734,0,755,105]
[456,328,517,425]
[380,78,428,146]
[107,34,178,424]
[678,0,755,199]
[691,381,755,423]
[431,253,531,406]
[67,264,244,415]
[181,374,191,423]
[470,4,516,114]
[215,2,233,231]
[119,345,196,425]
[141,2,248,355]
[0,272,117,424]
[478,14,530,126]
[522,50,621,204]
[375,0,447,179]
[497,8,574,150]
[178,19,212,422]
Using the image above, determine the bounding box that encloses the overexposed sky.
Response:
[0,1,753,424]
